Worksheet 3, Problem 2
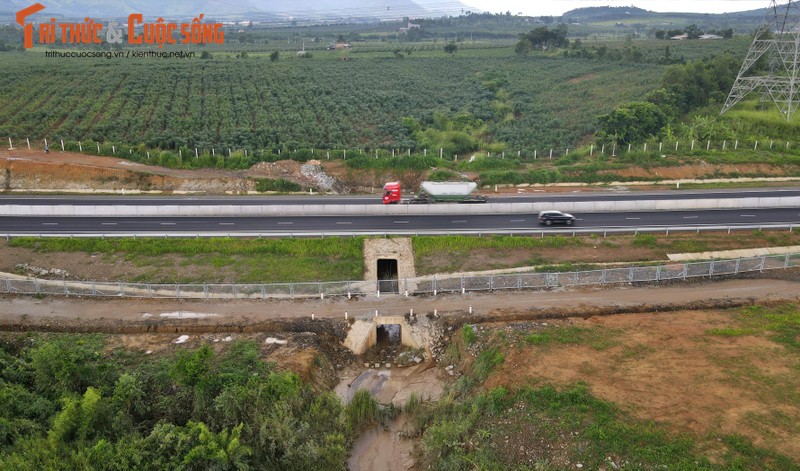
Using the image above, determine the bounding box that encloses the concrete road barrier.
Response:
[0,196,799,217]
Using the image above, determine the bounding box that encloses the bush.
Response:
[254,178,302,192]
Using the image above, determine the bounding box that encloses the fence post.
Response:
[759,256,765,272]
[175,284,180,299]
[4,278,10,293]
[683,264,688,280]
[628,267,634,283]
[709,260,715,278]
[92,281,96,295]
[261,284,266,299]
[656,265,661,281]
[204,285,208,300]
[63,279,68,295]
[489,275,494,290]
[517,273,521,290]
[785,253,790,268]
[601,269,606,284]
[290,283,295,300]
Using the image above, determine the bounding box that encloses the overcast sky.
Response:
[461,1,774,16]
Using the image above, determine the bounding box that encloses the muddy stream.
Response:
[335,325,446,471]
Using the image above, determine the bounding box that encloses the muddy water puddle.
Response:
[337,362,446,471]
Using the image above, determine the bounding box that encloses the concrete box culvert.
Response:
[343,316,423,355]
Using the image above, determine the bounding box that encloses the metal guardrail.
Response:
[1,223,799,239]
[2,254,798,300]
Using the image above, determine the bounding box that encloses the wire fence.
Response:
[2,253,797,301]
[7,135,799,167]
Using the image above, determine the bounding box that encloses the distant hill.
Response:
[558,5,769,32]
[561,5,767,24]
[1,0,474,21]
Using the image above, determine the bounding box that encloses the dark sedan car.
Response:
[538,210,575,226]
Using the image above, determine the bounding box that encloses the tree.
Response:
[515,25,569,52]
[514,37,533,56]
[270,50,279,62]
[444,42,457,55]
[597,101,667,144]
[685,24,702,39]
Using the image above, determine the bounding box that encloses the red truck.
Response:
[382,181,487,204]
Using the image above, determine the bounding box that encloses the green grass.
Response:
[707,304,800,351]
[413,235,579,258]
[345,389,380,430]
[461,325,477,346]
[9,237,364,283]
[415,382,799,470]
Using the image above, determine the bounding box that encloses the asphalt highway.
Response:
[2,188,800,206]
[1,208,798,235]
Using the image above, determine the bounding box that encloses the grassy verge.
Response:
[414,231,800,275]
[8,237,364,283]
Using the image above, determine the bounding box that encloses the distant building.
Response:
[399,21,421,34]
[670,33,688,40]
[699,34,723,40]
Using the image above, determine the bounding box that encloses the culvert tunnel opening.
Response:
[377,258,399,293]
[376,324,401,348]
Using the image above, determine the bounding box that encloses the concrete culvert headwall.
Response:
[344,316,423,355]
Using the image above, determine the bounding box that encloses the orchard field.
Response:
[0,48,665,152]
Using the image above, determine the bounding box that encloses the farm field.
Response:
[0,48,664,152]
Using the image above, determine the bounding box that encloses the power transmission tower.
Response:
[721,1,800,121]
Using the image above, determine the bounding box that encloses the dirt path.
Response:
[1,278,797,331]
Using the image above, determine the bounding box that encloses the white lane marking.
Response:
[740,214,756,217]
[510,219,525,222]
[625,217,641,220]
[394,221,409,224]
[336,222,352,225]
[683,216,698,219]
[101,222,118,226]
[452,220,468,223]
[218,222,235,226]
[160,222,176,226]
[42,222,58,226]
[277,222,293,225]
